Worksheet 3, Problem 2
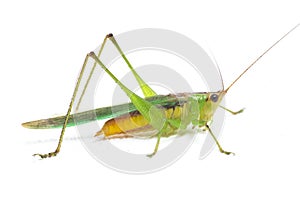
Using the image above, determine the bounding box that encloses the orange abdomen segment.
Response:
[97,111,150,137]
[96,106,183,137]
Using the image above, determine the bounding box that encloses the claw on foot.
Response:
[33,151,58,159]
[220,150,235,156]
[146,152,157,158]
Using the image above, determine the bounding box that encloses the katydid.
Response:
[22,25,299,159]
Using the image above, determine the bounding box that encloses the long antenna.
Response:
[225,24,299,92]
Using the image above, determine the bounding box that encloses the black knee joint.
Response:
[106,33,113,38]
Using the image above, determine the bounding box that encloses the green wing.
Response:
[22,94,185,129]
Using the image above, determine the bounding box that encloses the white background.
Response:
[1,0,300,199]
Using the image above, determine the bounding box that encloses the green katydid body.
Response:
[22,91,225,138]
[23,24,298,158]
[94,91,226,140]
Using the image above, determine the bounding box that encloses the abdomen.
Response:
[95,106,184,138]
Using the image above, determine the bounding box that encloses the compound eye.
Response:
[210,94,219,102]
